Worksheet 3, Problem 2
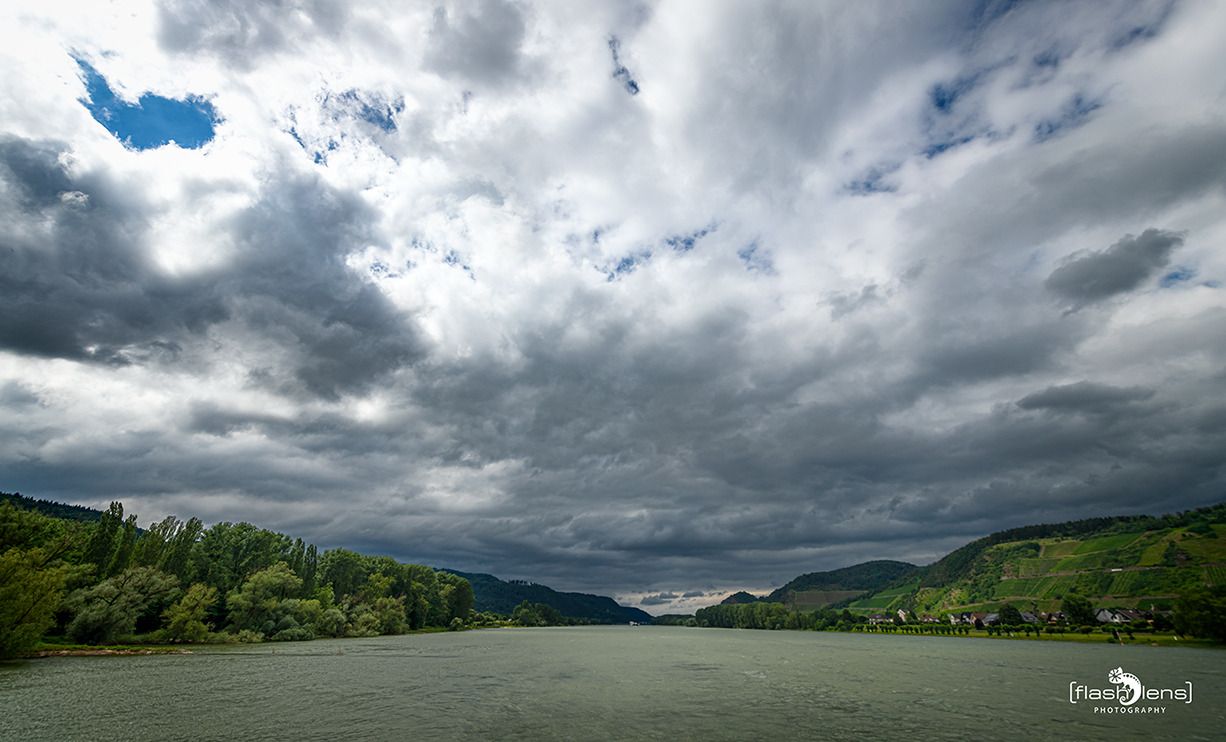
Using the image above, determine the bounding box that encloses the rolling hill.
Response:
[765,560,920,609]
[841,502,1226,616]
[439,570,653,624]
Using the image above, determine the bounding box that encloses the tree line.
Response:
[679,590,1225,642]
[1,499,474,658]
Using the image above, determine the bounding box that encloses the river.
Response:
[1,626,1221,740]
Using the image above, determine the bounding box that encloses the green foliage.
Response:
[0,546,73,658]
[65,567,179,644]
[512,600,565,626]
[10,492,1222,649]
[694,602,829,630]
[0,492,104,524]
[315,607,348,637]
[1,500,71,552]
[82,502,125,572]
[190,522,294,598]
[1173,586,1226,642]
[1061,594,1096,626]
[998,604,1024,624]
[162,583,218,643]
[226,561,307,636]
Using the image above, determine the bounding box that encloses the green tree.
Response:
[998,604,1024,625]
[320,548,369,600]
[163,583,219,643]
[0,546,73,658]
[1173,586,1226,642]
[82,502,125,571]
[1061,594,1096,626]
[226,561,303,634]
[66,567,179,644]
[107,515,138,577]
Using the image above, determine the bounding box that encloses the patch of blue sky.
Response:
[368,259,405,279]
[287,126,307,149]
[664,224,716,253]
[330,89,403,132]
[1160,266,1196,288]
[1033,94,1102,142]
[922,135,975,159]
[929,73,981,115]
[443,250,475,279]
[737,242,773,274]
[846,164,900,195]
[608,36,640,95]
[604,251,651,282]
[75,56,218,150]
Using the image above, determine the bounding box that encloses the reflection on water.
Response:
[1,626,1222,741]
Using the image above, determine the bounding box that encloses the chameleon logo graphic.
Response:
[1070,666,1192,710]
[1108,667,1143,706]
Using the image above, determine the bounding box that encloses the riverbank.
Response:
[841,627,1221,648]
[28,645,195,657]
[18,624,498,659]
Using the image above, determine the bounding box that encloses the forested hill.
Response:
[767,560,919,602]
[444,570,652,624]
[2,491,103,523]
[722,560,920,609]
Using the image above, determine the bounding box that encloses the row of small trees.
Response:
[686,590,1225,642]
[0,500,474,657]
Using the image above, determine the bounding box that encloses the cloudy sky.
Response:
[1,0,1224,614]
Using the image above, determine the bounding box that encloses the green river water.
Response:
[1,626,1222,740]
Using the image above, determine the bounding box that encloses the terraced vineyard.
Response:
[843,506,1226,616]
[786,590,865,609]
[847,581,920,613]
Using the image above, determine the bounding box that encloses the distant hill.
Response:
[720,590,762,605]
[765,560,919,609]
[844,502,1226,616]
[443,569,653,624]
[1,491,104,523]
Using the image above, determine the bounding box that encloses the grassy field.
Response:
[848,581,919,612]
[787,590,864,609]
[1072,532,1144,554]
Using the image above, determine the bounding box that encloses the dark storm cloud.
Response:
[0,135,424,398]
[1017,381,1155,414]
[638,592,678,606]
[1045,228,1186,305]
[0,135,228,364]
